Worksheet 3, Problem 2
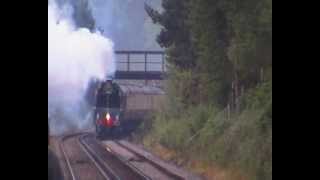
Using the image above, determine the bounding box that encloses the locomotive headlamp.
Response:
[105,113,113,127]
[106,113,111,121]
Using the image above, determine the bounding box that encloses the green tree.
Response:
[145,0,201,108]
[227,0,272,88]
[72,0,95,31]
[55,0,95,31]
[189,0,233,107]
[145,0,196,70]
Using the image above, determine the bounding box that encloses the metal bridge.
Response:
[114,51,166,80]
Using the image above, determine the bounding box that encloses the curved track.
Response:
[60,133,83,180]
[59,133,150,180]
[80,133,150,180]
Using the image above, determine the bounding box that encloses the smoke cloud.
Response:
[48,1,115,135]
[88,0,163,50]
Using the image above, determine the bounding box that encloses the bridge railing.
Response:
[115,51,166,72]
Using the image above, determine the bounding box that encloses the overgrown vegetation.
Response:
[141,0,272,179]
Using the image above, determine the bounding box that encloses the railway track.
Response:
[78,134,119,180]
[58,132,199,180]
[59,133,85,180]
[112,141,184,180]
[80,134,150,180]
[59,133,150,180]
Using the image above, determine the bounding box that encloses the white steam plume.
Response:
[48,1,115,135]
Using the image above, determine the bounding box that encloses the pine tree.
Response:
[189,0,233,106]
[145,0,196,70]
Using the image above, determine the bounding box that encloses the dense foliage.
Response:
[146,0,272,108]
[144,0,272,179]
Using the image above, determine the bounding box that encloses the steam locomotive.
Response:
[85,77,165,139]
[90,78,123,138]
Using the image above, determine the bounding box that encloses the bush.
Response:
[150,105,217,151]
[241,80,272,109]
[143,87,272,180]
[202,109,272,180]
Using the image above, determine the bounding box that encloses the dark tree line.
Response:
[146,0,272,109]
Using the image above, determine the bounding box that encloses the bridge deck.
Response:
[114,51,166,80]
